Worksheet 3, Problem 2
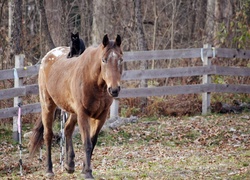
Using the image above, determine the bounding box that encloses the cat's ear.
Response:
[76,32,79,36]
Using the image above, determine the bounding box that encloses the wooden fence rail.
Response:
[1,46,250,120]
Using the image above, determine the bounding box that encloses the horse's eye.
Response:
[118,58,123,65]
[102,58,107,63]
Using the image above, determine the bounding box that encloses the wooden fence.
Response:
[1,45,250,122]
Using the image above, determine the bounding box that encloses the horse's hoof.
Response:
[65,165,75,174]
[45,172,55,178]
[81,172,94,180]
[83,173,94,180]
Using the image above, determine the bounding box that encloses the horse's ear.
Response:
[103,34,109,47]
[115,35,122,47]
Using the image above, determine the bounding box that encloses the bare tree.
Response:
[91,0,103,45]
[134,0,147,51]
[79,0,93,46]
[134,0,148,107]
[11,0,23,56]
[214,0,233,47]
[151,0,158,69]
[36,0,55,58]
[204,0,215,45]
[0,0,7,25]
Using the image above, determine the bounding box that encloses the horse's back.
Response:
[40,47,69,66]
[39,46,81,79]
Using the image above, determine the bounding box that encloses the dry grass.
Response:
[0,113,250,179]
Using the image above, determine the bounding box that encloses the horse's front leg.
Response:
[89,110,109,156]
[64,113,77,173]
[77,112,94,179]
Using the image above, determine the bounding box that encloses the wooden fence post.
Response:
[202,44,211,115]
[110,99,119,118]
[13,54,24,141]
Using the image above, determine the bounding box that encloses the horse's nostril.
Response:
[108,87,120,97]
[112,88,118,94]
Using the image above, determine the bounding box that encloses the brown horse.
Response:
[29,34,123,179]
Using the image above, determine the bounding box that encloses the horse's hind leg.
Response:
[40,90,57,177]
[64,113,77,173]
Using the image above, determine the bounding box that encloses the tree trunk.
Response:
[11,0,23,56]
[170,0,176,50]
[79,0,93,46]
[58,0,69,46]
[214,0,233,47]
[134,0,147,51]
[194,1,207,41]
[165,0,180,86]
[6,0,13,69]
[187,0,196,42]
[45,0,69,47]
[91,0,103,45]
[134,0,148,107]
[151,0,158,69]
[204,0,215,45]
[36,0,55,58]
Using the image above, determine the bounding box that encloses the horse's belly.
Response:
[46,84,77,113]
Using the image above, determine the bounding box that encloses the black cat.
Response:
[67,32,85,58]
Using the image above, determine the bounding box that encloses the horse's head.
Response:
[101,34,123,97]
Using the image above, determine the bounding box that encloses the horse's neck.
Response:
[94,48,106,88]
[81,46,106,88]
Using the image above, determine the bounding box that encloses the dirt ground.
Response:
[0,113,250,179]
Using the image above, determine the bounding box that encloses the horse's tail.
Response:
[29,116,44,157]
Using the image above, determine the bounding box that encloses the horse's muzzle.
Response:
[108,86,120,97]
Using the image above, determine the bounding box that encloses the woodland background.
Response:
[0,0,250,118]
[0,1,250,178]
